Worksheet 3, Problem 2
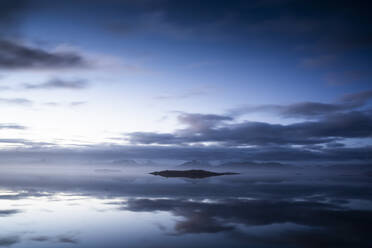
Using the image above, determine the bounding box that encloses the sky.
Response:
[0,0,371,165]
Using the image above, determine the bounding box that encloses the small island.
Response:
[150,169,239,179]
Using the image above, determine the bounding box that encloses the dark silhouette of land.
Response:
[150,170,239,179]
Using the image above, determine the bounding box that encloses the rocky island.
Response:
[150,169,239,179]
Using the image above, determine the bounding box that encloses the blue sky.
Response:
[0,0,371,164]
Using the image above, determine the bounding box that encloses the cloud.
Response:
[23,78,89,90]
[0,39,88,70]
[154,90,206,100]
[0,91,369,164]
[126,110,372,146]
[0,0,28,36]
[340,90,372,106]
[0,190,50,200]
[300,55,336,67]
[42,101,87,107]
[128,113,233,144]
[0,123,26,129]
[102,0,372,51]
[0,138,54,147]
[325,70,372,86]
[229,103,347,118]
[0,97,32,105]
[128,132,182,145]
[229,90,372,118]
[177,113,232,132]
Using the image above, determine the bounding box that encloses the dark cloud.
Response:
[127,110,372,146]
[98,0,372,87]
[177,113,232,131]
[129,113,232,144]
[0,0,28,36]
[23,78,88,90]
[1,91,372,164]
[230,102,348,118]
[0,39,88,70]
[0,190,50,200]
[101,0,372,51]
[325,70,372,86]
[128,132,182,145]
[341,90,372,106]
[0,2,89,71]
[229,90,372,118]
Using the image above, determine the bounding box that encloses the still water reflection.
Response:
[0,166,371,247]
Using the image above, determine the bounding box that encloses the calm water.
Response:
[1,166,371,248]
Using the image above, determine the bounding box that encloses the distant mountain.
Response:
[143,160,157,166]
[219,161,291,169]
[94,169,122,173]
[110,159,159,167]
[178,160,211,168]
[111,159,139,166]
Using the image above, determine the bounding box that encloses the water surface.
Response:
[1,166,371,247]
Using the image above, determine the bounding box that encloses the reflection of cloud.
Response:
[0,209,21,217]
[0,236,19,247]
[57,235,79,244]
[70,101,86,107]
[30,236,50,242]
[0,170,370,247]
[30,234,79,244]
[121,197,372,247]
